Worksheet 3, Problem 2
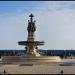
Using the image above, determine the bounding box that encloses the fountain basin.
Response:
[1,56,61,64]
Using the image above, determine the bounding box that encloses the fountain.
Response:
[18,13,44,57]
[2,14,61,64]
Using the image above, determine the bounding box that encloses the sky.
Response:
[0,1,75,50]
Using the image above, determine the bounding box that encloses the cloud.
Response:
[31,1,75,50]
[1,1,75,50]
[36,1,75,11]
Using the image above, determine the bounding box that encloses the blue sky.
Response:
[0,1,41,14]
[1,1,75,50]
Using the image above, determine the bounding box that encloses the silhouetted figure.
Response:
[58,70,63,75]
[60,70,63,75]
[3,70,6,75]
[0,69,10,75]
[25,47,28,53]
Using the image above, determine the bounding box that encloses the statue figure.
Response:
[27,20,36,32]
[27,14,36,33]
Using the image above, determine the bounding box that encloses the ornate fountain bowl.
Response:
[18,41,44,46]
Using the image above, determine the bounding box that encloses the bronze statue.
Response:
[27,13,36,33]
